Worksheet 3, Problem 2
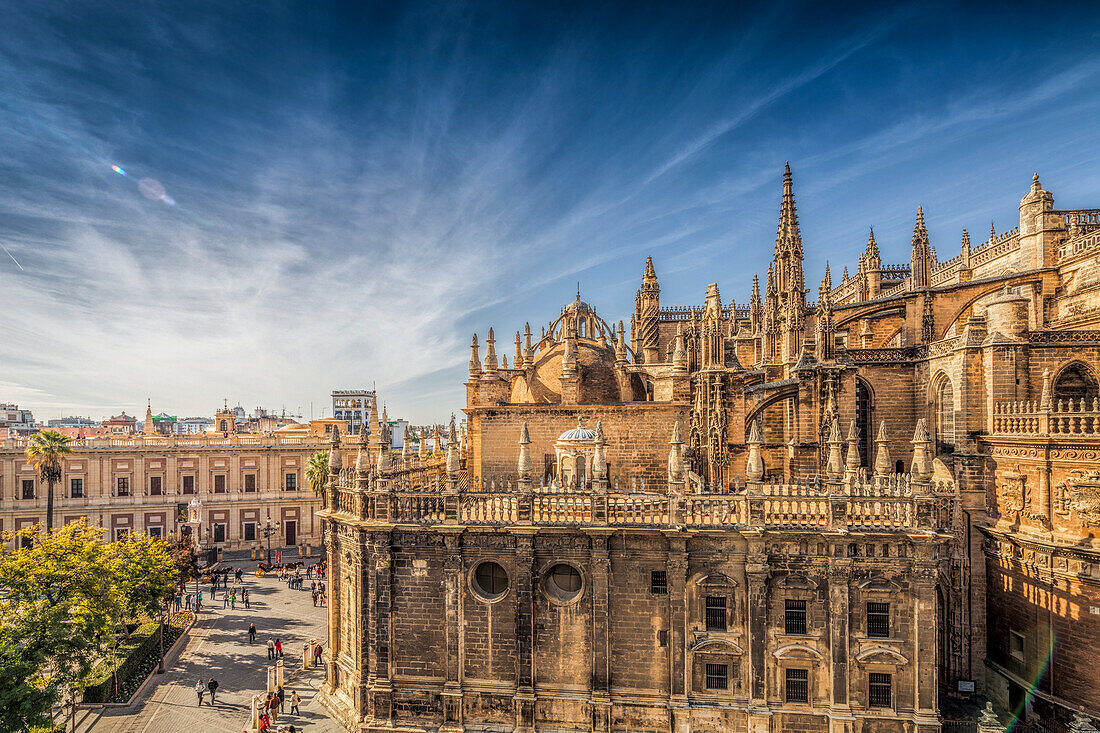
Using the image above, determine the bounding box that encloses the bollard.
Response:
[217,547,224,562]
[303,643,311,670]
[276,659,284,687]
[267,666,275,693]
[251,547,257,561]
[251,694,260,730]
[306,543,312,557]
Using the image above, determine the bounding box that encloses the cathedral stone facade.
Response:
[319,167,1100,732]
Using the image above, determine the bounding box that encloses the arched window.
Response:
[934,377,955,454]
[219,420,228,432]
[856,381,872,467]
[1054,363,1099,405]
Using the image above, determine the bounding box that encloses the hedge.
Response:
[82,614,192,704]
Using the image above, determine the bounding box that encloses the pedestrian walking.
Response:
[314,642,323,666]
[186,594,194,610]
[312,591,318,607]
[208,678,219,703]
[258,712,270,732]
[194,679,205,705]
[275,638,283,658]
[174,593,182,611]
[310,580,316,594]
[223,592,230,609]
[277,685,285,713]
[196,590,203,609]
[290,690,301,715]
[268,691,280,722]
[248,622,256,644]
[230,591,236,609]
[268,638,275,660]
[244,588,250,609]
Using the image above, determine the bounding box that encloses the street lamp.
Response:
[260,517,281,564]
[155,605,167,674]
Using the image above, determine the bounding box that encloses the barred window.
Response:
[70,478,83,498]
[651,570,667,595]
[705,596,727,631]
[867,602,890,638]
[785,668,809,703]
[705,663,728,690]
[785,599,807,635]
[116,477,130,496]
[868,672,892,707]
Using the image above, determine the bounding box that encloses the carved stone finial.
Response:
[825,416,844,478]
[873,421,892,477]
[745,419,764,480]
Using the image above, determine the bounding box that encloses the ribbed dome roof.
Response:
[557,417,596,442]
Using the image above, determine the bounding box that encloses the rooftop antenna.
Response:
[577,281,580,300]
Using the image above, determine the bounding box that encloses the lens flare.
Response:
[111,165,126,176]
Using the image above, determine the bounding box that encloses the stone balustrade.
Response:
[328,465,952,532]
[993,398,1100,435]
[1,433,335,450]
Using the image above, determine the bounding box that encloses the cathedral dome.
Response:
[508,339,624,404]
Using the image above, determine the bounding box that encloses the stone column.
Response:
[589,530,613,731]
[324,533,339,694]
[913,553,941,731]
[666,534,690,733]
[745,537,772,733]
[513,531,536,732]
[441,531,464,730]
[827,559,854,733]
[369,531,393,724]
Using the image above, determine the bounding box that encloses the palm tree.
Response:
[25,429,73,532]
[307,450,330,508]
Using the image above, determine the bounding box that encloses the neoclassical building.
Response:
[0,404,331,551]
[320,167,1100,731]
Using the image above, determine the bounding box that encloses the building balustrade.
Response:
[327,466,953,532]
[992,397,1100,435]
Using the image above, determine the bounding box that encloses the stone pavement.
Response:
[73,559,343,733]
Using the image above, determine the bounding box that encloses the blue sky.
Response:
[2,1,1100,423]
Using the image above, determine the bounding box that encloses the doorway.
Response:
[285,520,297,546]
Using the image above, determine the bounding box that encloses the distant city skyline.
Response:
[2,2,1100,422]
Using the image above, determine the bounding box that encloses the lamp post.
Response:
[260,517,281,564]
[156,605,167,674]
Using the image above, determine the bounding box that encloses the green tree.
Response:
[307,449,330,507]
[0,521,116,717]
[170,536,199,585]
[0,521,180,723]
[24,429,73,532]
[107,532,179,623]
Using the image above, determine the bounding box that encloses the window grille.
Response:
[705,596,727,631]
[867,602,890,638]
[705,663,728,690]
[785,668,809,703]
[868,673,892,707]
[651,570,667,594]
[785,599,807,635]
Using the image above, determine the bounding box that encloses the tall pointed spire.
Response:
[911,206,931,288]
[644,255,657,283]
[143,400,155,435]
[635,256,661,363]
[873,421,892,477]
[517,422,532,478]
[514,331,522,368]
[773,163,805,300]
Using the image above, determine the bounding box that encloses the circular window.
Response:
[472,561,509,600]
[545,563,583,603]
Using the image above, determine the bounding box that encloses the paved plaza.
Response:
[73,558,342,733]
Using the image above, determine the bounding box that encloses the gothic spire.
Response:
[775,162,802,256]
[483,327,498,373]
[644,255,657,283]
[911,206,931,288]
[469,333,481,377]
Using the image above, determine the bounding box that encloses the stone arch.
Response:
[929,371,955,454]
[1053,361,1099,404]
[855,378,873,467]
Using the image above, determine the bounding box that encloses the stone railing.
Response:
[1059,228,1100,263]
[326,470,953,532]
[993,398,1100,435]
[0,433,334,451]
[1055,209,1100,229]
[658,305,751,322]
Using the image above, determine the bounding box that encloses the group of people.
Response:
[194,677,219,705]
[257,685,301,731]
